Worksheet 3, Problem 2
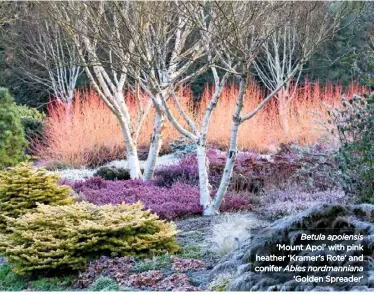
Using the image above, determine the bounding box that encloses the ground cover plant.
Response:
[73,255,208,291]
[65,178,251,220]
[0,88,27,169]
[155,143,342,194]
[209,203,374,291]
[253,186,353,221]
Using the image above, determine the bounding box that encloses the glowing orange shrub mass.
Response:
[37,81,367,167]
[198,80,367,152]
[37,89,191,167]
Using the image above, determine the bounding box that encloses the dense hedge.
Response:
[0,202,179,275]
[0,163,74,233]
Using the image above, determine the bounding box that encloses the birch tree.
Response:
[17,20,82,106]
[113,1,281,213]
[198,1,356,215]
[42,1,205,180]
[2,5,82,105]
[253,2,364,137]
[43,1,145,179]
[253,26,302,136]
[98,1,207,180]
[141,1,354,215]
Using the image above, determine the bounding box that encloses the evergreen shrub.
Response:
[0,88,27,169]
[0,163,74,232]
[0,202,179,275]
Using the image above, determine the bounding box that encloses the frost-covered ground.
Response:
[54,154,180,181]
[49,150,271,181]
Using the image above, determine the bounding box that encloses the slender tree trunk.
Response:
[118,115,142,179]
[143,109,164,180]
[205,119,241,215]
[278,89,290,137]
[203,76,246,216]
[197,143,212,209]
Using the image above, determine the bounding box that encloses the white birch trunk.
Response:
[143,109,164,181]
[127,150,142,179]
[203,77,246,216]
[115,90,142,179]
[204,120,240,215]
[197,144,212,208]
[119,118,142,179]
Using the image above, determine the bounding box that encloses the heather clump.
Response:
[69,178,251,220]
[155,144,341,196]
[155,149,232,189]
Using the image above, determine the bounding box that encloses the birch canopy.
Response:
[37,1,358,216]
[1,4,82,105]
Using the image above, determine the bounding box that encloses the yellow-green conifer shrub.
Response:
[0,163,74,233]
[0,202,179,275]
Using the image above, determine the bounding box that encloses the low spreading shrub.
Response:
[63,176,108,191]
[0,202,179,275]
[89,277,119,291]
[0,163,74,233]
[0,88,27,169]
[154,149,227,189]
[210,204,374,291]
[94,166,132,181]
[154,155,200,188]
[0,264,25,291]
[67,178,251,220]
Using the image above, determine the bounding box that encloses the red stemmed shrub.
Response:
[38,81,367,168]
